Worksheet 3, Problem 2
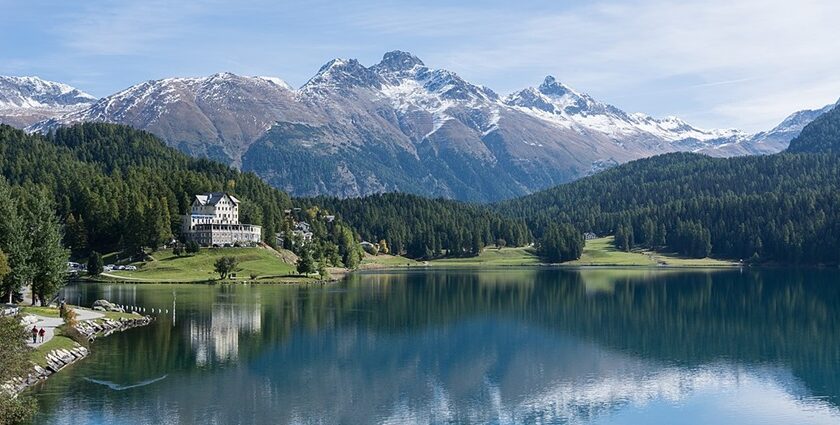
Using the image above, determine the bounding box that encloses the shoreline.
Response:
[4,312,153,395]
[357,263,744,273]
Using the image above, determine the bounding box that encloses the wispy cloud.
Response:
[55,0,213,56]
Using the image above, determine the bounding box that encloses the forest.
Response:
[498,152,840,264]
[788,104,840,154]
[299,193,532,259]
[0,123,297,255]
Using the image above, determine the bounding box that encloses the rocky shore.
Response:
[76,315,153,341]
[2,346,90,394]
[3,313,153,395]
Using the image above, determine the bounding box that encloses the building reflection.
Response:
[189,299,262,365]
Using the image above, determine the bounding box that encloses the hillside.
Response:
[0,123,292,254]
[498,152,840,265]
[102,246,306,283]
[787,104,840,153]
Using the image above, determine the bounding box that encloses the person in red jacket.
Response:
[31,325,38,344]
[39,327,46,343]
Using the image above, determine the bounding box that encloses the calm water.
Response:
[29,268,840,424]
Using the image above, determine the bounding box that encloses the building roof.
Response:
[194,192,240,206]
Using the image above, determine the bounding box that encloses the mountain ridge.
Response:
[0,76,96,127]
[6,51,836,201]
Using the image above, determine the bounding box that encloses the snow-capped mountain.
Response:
[32,73,305,165]
[505,76,745,145]
[0,76,95,127]
[16,51,836,201]
[700,100,840,156]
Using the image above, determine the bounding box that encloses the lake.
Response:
[29,268,840,424]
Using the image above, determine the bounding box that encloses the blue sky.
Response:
[2,0,840,131]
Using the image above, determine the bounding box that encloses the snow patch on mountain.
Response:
[505,76,747,146]
[0,76,95,110]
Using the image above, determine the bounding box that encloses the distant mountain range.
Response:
[3,51,836,201]
[0,76,95,128]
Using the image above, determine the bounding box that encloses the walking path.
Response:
[24,308,104,348]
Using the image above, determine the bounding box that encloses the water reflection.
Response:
[190,292,262,365]
[30,268,840,424]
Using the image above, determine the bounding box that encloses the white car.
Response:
[124,265,137,271]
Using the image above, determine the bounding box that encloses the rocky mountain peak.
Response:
[538,75,576,98]
[375,51,426,73]
[305,58,383,91]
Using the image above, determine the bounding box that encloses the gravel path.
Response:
[24,308,104,348]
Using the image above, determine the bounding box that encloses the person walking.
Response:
[31,325,38,344]
[39,327,46,343]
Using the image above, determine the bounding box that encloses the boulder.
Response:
[93,306,106,312]
[93,299,113,309]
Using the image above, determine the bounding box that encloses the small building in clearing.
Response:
[181,192,262,246]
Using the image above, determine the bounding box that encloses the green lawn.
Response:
[567,237,737,267]
[103,247,304,282]
[388,237,736,268]
[429,246,541,267]
[567,237,658,266]
[360,253,423,269]
[20,306,61,318]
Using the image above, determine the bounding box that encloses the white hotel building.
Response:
[181,193,261,246]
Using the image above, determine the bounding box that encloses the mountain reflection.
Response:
[36,268,840,424]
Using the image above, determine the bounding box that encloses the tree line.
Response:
[300,193,532,260]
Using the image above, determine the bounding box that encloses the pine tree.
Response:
[64,213,88,252]
[317,261,330,281]
[87,251,104,276]
[296,247,315,276]
[28,191,69,306]
[0,183,32,303]
[471,229,483,256]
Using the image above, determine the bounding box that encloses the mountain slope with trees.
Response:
[787,105,840,154]
[0,123,294,257]
[498,152,840,265]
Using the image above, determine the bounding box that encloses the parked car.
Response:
[124,265,137,271]
[104,264,114,271]
[115,265,125,270]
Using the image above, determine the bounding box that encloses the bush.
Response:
[63,308,78,327]
[61,324,90,347]
[185,240,200,254]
